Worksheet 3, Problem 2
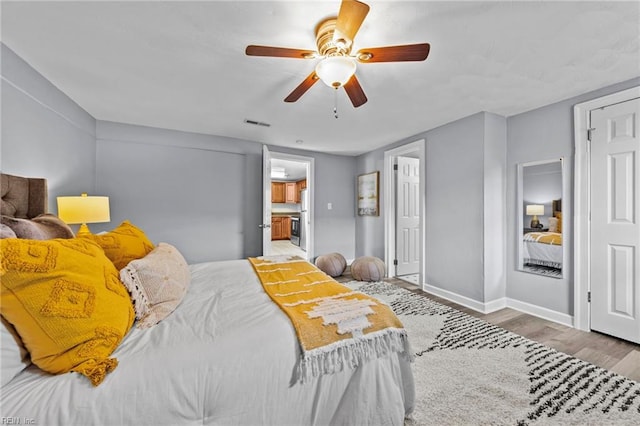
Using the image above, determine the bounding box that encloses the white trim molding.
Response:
[422,283,507,314]
[507,298,574,328]
[422,284,573,327]
[269,150,315,262]
[573,86,640,331]
[383,140,426,280]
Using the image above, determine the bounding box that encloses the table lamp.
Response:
[526,204,544,228]
[57,193,110,235]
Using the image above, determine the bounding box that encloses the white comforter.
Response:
[1,259,414,425]
[522,236,562,269]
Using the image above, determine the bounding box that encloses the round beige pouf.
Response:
[350,256,386,282]
[315,252,347,277]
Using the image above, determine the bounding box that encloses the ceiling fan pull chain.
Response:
[333,88,339,119]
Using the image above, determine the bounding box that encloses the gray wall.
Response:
[356,112,507,304]
[0,43,96,212]
[1,43,358,265]
[94,124,359,264]
[482,113,508,302]
[506,77,640,315]
[354,153,385,258]
[357,78,640,316]
[94,121,263,263]
[5,39,640,318]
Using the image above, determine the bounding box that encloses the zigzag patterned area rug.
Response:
[344,280,640,425]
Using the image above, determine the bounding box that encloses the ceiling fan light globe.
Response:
[315,56,356,88]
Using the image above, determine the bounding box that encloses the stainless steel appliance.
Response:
[290,216,300,246]
[299,189,308,251]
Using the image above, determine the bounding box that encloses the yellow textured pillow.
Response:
[79,220,155,270]
[555,212,563,233]
[0,238,135,386]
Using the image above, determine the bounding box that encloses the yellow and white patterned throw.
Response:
[249,256,411,382]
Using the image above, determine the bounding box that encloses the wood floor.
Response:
[337,271,640,383]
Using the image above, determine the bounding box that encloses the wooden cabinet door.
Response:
[283,217,291,238]
[295,179,307,203]
[271,217,283,240]
[285,183,297,203]
[271,182,285,203]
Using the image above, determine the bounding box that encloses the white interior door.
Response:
[590,97,640,343]
[396,156,420,276]
[262,145,272,255]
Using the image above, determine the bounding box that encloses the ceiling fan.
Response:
[245,0,430,108]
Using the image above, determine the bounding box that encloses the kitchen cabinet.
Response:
[271,217,283,240]
[271,216,291,240]
[283,216,291,239]
[285,183,297,203]
[273,180,306,204]
[295,179,307,203]
[271,182,285,203]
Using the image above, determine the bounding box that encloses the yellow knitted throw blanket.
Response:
[524,231,563,246]
[248,256,411,382]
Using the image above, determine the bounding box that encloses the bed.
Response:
[0,173,415,425]
[522,199,563,271]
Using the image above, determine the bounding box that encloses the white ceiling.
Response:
[1,1,638,156]
[271,158,307,181]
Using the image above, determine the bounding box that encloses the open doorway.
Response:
[265,151,314,260]
[384,140,426,286]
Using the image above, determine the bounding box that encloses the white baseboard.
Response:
[506,298,574,328]
[422,283,506,314]
[421,283,573,327]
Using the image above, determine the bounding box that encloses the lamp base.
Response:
[530,216,540,229]
[76,223,92,236]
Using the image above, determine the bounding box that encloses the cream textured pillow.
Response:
[120,243,191,329]
[548,217,559,233]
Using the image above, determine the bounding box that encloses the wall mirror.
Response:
[517,158,564,278]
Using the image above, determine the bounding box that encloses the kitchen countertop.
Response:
[271,212,300,217]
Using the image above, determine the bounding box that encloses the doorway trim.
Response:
[269,150,315,261]
[573,86,640,331]
[384,139,426,283]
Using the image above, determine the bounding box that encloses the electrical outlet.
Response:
[327,203,332,210]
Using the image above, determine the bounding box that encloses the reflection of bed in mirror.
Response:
[522,199,562,277]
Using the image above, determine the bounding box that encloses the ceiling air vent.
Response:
[244,119,271,127]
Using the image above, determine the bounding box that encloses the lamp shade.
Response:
[526,205,544,216]
[315,56,357,88]
[57,194,110,224]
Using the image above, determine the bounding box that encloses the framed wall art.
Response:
[357,171,380,216]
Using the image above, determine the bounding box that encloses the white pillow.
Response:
[1,317,30,386]
[120,243,191,329]
[548,217,559,233]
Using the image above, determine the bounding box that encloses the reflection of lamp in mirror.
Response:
[526,204,544,228]
[57,193,110,236]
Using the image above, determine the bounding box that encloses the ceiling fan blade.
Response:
[343,74,367,108]
[334,0,370,45]
[355,43,430,63]
[284,72,320,103]
[245,45,317,59]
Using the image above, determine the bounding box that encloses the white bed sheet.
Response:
[1,259,414,426]
[523,238,562,269]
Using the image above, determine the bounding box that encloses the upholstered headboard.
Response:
[1,173,48,219]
